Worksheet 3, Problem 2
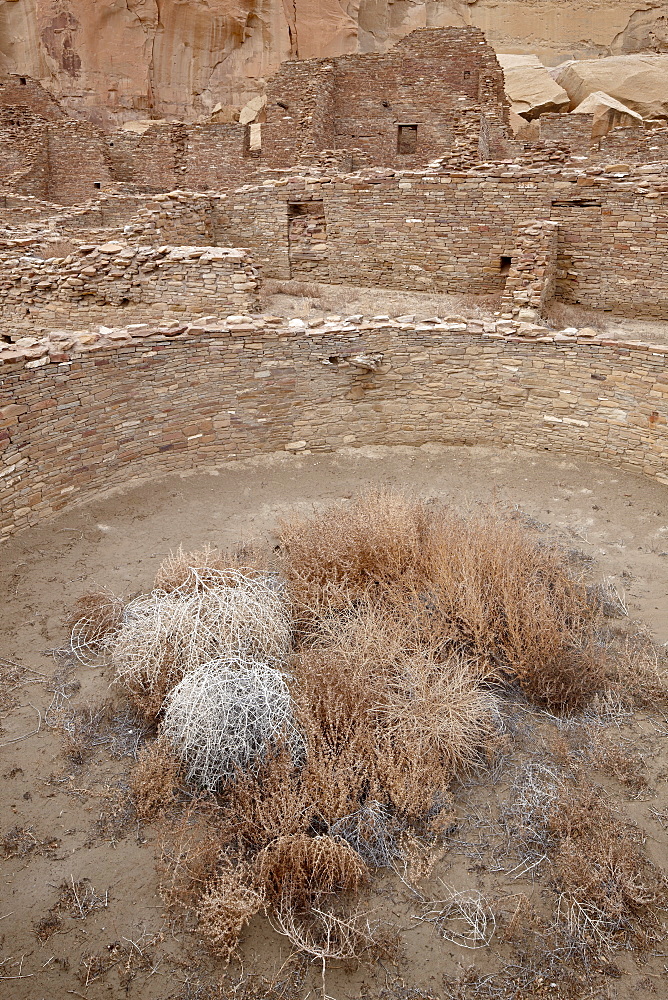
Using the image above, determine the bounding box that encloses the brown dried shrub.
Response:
[279,488,432,615]
[373,655,496,817]
[293,647,380,824]
[548,783,668,953]
[2,824,59,859]
[154,542,268,593]
[34,911,62,942]
[416,510,607,710]
[157,799,222,913]
[217,749,314,853]
[588,733,648,796]
[119,639,179,723]
[257,834,369,910]
[197,861,265,962]
[290,609,497,822]
[281,495,612,711]
[604,629,668,709]
[129,737,182,819]
[63,590,124,643]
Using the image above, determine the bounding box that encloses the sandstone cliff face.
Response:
[0,0,667,126]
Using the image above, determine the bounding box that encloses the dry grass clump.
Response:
[129,737,182,819]
[281,493,613,711]
[605,629,668,709]
[279,489,432,612]
[197,861,265,962]
[64,591,124,665]
[157,800,222,914]
[2,824,60,859]
[162,657,301,791]
[373,655,497,815]
[217,749,314,852]
[257,835,374,960]
[154,543,268,593]
[548,783,668,954]
[257,834,369,910]
[112,569,291,720]
[544,298,605,332]
[290,643,493,824]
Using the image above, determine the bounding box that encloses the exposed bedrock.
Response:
[555,53,668,119]
[1,0,667,126]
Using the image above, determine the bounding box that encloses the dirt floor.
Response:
[259,280,668,345]
[1,443,667,1000]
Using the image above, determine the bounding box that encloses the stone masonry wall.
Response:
[0,244,259,335]
[501,221,559,320]
[264,28,510,169]
[1,317,667,537]
[0,76,68,121]
[0,111,112,204]
[213,166,668,317]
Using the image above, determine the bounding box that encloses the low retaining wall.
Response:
[1,317,667,537]
[0,244,258,335]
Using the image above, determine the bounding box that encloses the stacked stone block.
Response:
[0,244,259,335]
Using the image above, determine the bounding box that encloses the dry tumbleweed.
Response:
[112,569,291,717]
[162,656,301,790]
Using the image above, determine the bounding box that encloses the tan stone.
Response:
[555,55,668,120]
[238,95,267,126]
[498,54,569,118]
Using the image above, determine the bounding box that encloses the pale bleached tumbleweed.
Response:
[111,569,291,716]
[162,656,301,791]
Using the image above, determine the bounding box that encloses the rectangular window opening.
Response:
[93,182,101,190]
[397,123,418,155]
[500,255,512,275]
[19,77,27,86]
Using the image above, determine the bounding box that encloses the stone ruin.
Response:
[1,27,668,537]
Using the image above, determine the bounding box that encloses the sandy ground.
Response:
[1,443,667,999]
[259,281,668,345]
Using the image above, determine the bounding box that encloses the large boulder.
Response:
[555,55,668,120]
[572,90,643,137]
[498,54,570,118]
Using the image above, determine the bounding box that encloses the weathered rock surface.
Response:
[498,54,569,118]
[572,90,643,137]
[1,0,668,127]
[556,54,668,119]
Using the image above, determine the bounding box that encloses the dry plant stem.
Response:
[112,568,291,719]
[162,657,301,791]
[417,889,496,948]
[154,542,269,592]
[269,902,378,960]
[0,704,41,748]
[65,591,124,665]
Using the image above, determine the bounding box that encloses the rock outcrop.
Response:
[498,54,569,118]
[572,90,643,137]
[556,54,668,120]
[1,0,668,127]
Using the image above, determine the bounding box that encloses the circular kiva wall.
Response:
[1,320,667,537]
